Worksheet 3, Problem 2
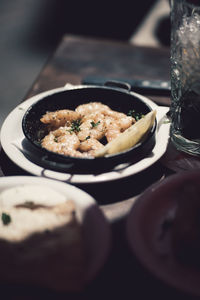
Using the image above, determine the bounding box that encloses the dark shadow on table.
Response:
[26,0,158,53]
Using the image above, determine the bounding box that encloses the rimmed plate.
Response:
[0,176,111,288]
[126,170,200,298]
[0,85,170,184]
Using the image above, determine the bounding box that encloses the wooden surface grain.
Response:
[26,35,170,105]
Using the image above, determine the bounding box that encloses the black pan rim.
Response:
[22,84,157,168]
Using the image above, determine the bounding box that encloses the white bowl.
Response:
[0,176,111,291]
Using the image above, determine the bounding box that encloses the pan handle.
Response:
[41,155,75,171]
[20,143,75,172]
[104,80,131,92]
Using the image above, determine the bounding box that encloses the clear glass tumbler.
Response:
[170,0,200,156]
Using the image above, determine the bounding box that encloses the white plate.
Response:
[0,85,170,184]
[0,176,111,285]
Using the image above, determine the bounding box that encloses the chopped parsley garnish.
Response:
[91,120,100,128]
[68,119,82,133]
[127,110,144,121]
[1,212,11,225]
[86,135,90,140]
[54,137,58,143]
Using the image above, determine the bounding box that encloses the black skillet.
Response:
[22,81,157,174]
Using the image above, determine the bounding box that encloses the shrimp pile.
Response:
[40,102,136,158]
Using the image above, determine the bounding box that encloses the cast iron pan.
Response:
[22,82,157,174]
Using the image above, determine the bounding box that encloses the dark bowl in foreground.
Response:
[126,170,200,298]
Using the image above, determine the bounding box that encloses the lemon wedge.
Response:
[94,110,156,157]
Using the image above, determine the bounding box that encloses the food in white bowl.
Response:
[0,184,67,208]
[0,177,111,292]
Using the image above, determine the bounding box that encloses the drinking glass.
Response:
[170,0,200,156]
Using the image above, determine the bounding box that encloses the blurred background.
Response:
[0,0,170,126]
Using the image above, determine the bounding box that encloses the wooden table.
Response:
[1,35,200,299]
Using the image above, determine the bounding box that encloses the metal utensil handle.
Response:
[104,80,131,92]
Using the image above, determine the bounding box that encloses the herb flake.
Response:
[68,119,81,133]
[1,212,11,225]
[91,120,100,128]
[127,110,144,121]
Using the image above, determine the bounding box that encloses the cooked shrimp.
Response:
[81,112,104,123]
[40,110,81,128]
[104,114,135,142]
[75,102,110,116]
[41,127,81,156]
[79,138,104,152]
[104,117,121,142]
[77,113,105,141]
[117,115,135,131]
[79,138,104,157]
[40,101,139,158]
[106,111,135,130]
